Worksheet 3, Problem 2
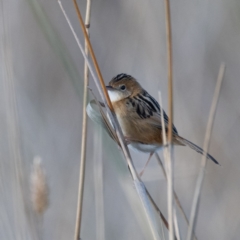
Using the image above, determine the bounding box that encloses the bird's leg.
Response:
[139,152,154,177]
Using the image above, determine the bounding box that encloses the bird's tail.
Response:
[175,135,219,165]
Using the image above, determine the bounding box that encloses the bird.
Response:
[106,73,219,175]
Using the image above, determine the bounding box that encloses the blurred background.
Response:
[1,0,240,239]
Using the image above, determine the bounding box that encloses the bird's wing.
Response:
[129,90,178,135]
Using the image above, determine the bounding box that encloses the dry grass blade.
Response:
[164,0,173,143]
[93,127,105,240]
[155,153,198,240]
[158,91,198,240]
[58,0,132,172]
[173,207,181,240]
[163,0,174,238]
[58,0,101,99]
[186,63,225,240]
[71,0,137,180]
[160,213,166,240]
[145,188,169,230]
[72,0,112,109]
[74,1,92,240]
[159,90,175,240]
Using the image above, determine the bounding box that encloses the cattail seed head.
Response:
[31,156,49,214]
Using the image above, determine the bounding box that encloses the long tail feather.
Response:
[175,135,219,165]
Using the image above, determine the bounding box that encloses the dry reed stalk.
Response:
[157,90,197,240]
[159,89,198,240]
[160,213,166,240]
[144,188,169,230]
[164,0,173,143]
[155,153,198,240]
[31,156,48,214]
[173,207,181,240]
[74,1,92,239]
[186,63,225,240]
[71,0,138,181]
[164,0,174,239]
[93,127,105,240]
[159,91,180,240]
[72,0,112,110]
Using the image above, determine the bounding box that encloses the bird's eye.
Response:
[120,85,126,91]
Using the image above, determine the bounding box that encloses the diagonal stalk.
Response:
[186,64,225,240]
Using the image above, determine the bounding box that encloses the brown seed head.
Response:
[31,156,49,214]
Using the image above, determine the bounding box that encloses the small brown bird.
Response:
[106,73,219,171]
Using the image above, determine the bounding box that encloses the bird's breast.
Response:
[112,100,163,145]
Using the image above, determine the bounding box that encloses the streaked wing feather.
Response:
[131,90,178,134]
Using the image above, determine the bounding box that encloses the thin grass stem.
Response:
[58,0,135,180]
[159,91,176,240]
[72,0,112,110]
[70,0,139,180]
[160,213,166,240]
[155,153,198,240]
[74,1,92,239]
[163,0,174,238]
[173,207,181,240]
[186,63,225,240]
[94,127,105,240]
[145,188,169,230]
[164,0,173,144]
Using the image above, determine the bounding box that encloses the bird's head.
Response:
[106,73,142,102]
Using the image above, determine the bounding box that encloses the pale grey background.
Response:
[1,0,240,239]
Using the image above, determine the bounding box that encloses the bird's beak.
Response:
[106,86,114,91]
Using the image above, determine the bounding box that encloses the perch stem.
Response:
[74,1,92,240]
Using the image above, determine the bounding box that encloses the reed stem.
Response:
[74,1,92,239]
[186,64,225,240]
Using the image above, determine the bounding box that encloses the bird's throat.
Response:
[107,90,123,102]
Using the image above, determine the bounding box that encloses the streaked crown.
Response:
[111,73,132,82]
[108,73,142,94]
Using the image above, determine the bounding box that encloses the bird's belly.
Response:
[129,142,162,153]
